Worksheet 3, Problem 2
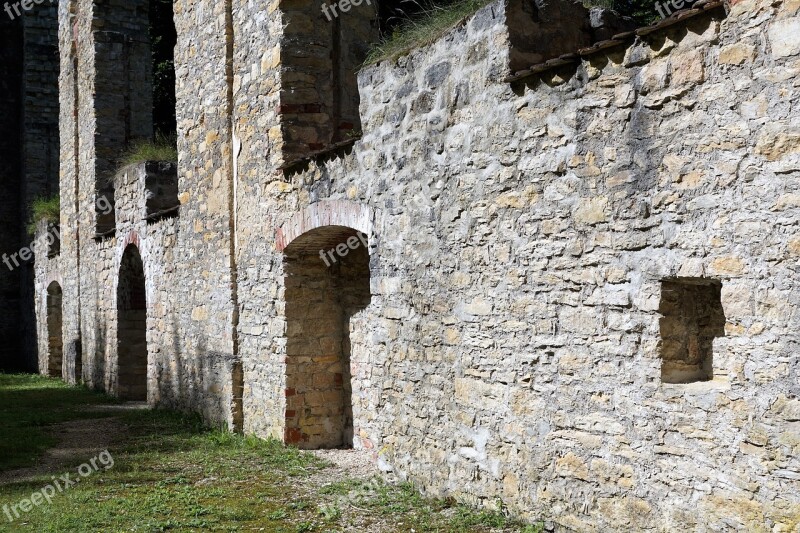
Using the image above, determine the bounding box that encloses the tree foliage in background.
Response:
[150,0,177,141]
[377,0,665,45]
[607,0,664,25]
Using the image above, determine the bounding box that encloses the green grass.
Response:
[0,374,544,532]
[27,195,60,235]
[365,0,494,65]
[0,374,113,470]
[120,135,178,167]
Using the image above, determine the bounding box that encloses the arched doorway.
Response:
[117,245,148,401]
[46,282,63,378]
[283,226,372,449]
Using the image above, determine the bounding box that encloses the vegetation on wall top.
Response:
[121,135,179,168]
[367,0,494,64]
[27,194,60,234]
[366,0,664,65]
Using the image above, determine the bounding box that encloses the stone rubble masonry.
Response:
[29,0,800,529]
[0,6,60,371]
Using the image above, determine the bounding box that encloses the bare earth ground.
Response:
[0,404,145,486]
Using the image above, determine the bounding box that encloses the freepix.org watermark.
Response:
[4,0,55,21]
[2,195,113,272]
[319,232,368,267]
[2,224,60,272]
[654,0,697,19]
[2,450,115,523]
[321,0,374,22]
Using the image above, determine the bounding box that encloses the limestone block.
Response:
[573,196,609,225]
[756,123,800,161]
[671,49,706,86]
[769,18,800,58]
[719,43,757,65]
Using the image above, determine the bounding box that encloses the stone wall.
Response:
[33,0,800,529]
[233,0,800,529]
[0,15,24,370]
[0,6,59,371]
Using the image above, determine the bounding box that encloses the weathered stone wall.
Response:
[34,0,800,529]
[0,5,60,371]
[233,0,800,529]
[0,15,24,370]
[37,0,244,428]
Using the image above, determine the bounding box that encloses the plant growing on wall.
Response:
[121,134,179,168]
[368,0,664,65]
[27,195,60,235]
[368,0,495,64]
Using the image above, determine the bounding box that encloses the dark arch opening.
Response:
[46,282,63,378]
[283,226,372,449]
[117,245,148,401]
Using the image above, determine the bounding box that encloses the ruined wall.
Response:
[34,0,800,529]
[0,16,24,370]
[0,6,59,371]
[169,0,241,425]
[20,5,61,370]
[233,0,800,529]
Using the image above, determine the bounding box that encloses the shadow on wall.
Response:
[283,226,372,450]
[93,314,108,391]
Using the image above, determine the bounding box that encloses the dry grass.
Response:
[365,0,495,65]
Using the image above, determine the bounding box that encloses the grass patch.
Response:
[0,374,113,470]
[0,374,543,532]
[120,135,178,168]
[365,0,494,65]
[26,195,60,235]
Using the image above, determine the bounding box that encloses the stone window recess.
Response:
[95,184,116,236]
[659,278,725,384]
[48,224,61,258]
[46,281,63,378]
[117,245,148,401]
[506,0,637,72]
[280,1,378,159]
[283,226,371,449]
[144,161,179,219]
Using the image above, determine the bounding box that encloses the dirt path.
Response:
[0,404,146,486]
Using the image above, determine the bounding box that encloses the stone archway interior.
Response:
[283,226,372,449]
[117,245,148,401]
[46,281,63,378]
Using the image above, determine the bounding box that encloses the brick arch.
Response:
[276,200,376,252]
[45,272,64,290]
[116,231,147,286]
[120,230,142,252]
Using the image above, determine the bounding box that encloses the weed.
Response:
[27,195,60,234]
[318,503,342,521]
[267,508,289,520]
[120,134,178,168]
[365,0,494,64]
